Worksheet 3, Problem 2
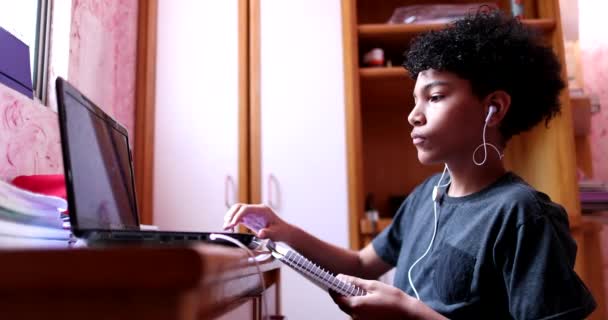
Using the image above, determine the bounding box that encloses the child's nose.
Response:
[408,106,426,126]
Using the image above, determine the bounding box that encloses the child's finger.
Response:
[328,289,352,314]
[336,274,375,291]
[223,203,242,229]
[224,203,249,229]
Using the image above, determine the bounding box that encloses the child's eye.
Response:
[430,95,444,102]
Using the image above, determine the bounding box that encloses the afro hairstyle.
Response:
[403,9,565,140]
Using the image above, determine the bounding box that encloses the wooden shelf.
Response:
[357,19,556,60]
[345,0,605,316]
[359,19,555,39]
[571,94,592,136]
[359,66,408,79]
[359,22,446,40]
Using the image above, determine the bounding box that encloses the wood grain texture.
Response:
[582,219,606,320]
[0,245,280,320]
[239,0,251,205]
[344,1,571,249]
[505,0,581,226]
[342,0,366,249]
[249,0,262,205]
[134,0,157,225]
[355,0,512,24]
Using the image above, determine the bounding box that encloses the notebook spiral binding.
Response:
[264,240,366,297]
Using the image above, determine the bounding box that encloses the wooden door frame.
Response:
[239,0,252,205]
[249,0,261,206]
[341,0,364,250]
[134,0,158,225]
[134,0,252,224]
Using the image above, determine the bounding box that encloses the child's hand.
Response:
[223,203,291,242]
[329,275,446,320]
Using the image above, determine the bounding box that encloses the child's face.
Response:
[409,69,486,165]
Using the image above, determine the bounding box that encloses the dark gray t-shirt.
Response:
[373,172,596,319]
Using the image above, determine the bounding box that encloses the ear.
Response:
[483,90,511,127]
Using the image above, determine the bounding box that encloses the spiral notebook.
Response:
[265,240,366,297]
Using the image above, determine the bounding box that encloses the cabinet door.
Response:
[153,0,243,231]
[258,0,350,319]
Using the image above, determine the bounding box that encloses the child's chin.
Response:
[417,153,438,165]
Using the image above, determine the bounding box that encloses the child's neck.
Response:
[445,159,507,198]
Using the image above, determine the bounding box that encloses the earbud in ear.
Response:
[485,105,497,123]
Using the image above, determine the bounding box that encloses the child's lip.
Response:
[412,137,426,145]
[411,133,427,145]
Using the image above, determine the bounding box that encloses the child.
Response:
[223,10,596,319]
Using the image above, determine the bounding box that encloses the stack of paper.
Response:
[0,179,72,248]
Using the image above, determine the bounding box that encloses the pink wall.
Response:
[69,0,138,139]
[0,0,138,182]
[580,1,608,182]
[0,87,62,180]
[579,0,608,314]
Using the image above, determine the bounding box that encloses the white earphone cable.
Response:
[473,114,504,166]
[408,165,450,300]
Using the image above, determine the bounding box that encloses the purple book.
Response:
[0,26,33,98]
[580,191,608,203]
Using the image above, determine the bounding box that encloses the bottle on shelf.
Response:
[365,193,380,233]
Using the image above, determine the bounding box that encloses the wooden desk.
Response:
[0,244,281,319]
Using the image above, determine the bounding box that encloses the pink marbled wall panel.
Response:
[580,0,608,182]
[0,85,63,181]
[0,0,138,182]
[580,0,608,314]
[68,0,138,139]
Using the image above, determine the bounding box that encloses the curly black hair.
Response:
[403,10,565,140]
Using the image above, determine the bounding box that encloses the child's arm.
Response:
[223,203,392,279]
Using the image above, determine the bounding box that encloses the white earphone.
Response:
[473,105,503,165]
[485,105,497,123]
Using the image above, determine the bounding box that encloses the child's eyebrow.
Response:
[413,81,450,99]
[422,81,450,92]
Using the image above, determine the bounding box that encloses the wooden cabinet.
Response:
[341,0,604,317]
[342,0,580,247]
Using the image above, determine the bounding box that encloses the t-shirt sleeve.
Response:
[497,207,596,320]
[372,198,408,266]
[372,175,436,267]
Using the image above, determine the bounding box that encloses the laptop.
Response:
[55,77,253,247]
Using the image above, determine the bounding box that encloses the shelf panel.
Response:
[359,18,555,40]
[360,66,408,79]
[358,19,556,62]
[359,22,446,40]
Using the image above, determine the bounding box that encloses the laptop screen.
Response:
[59,80,139,231]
